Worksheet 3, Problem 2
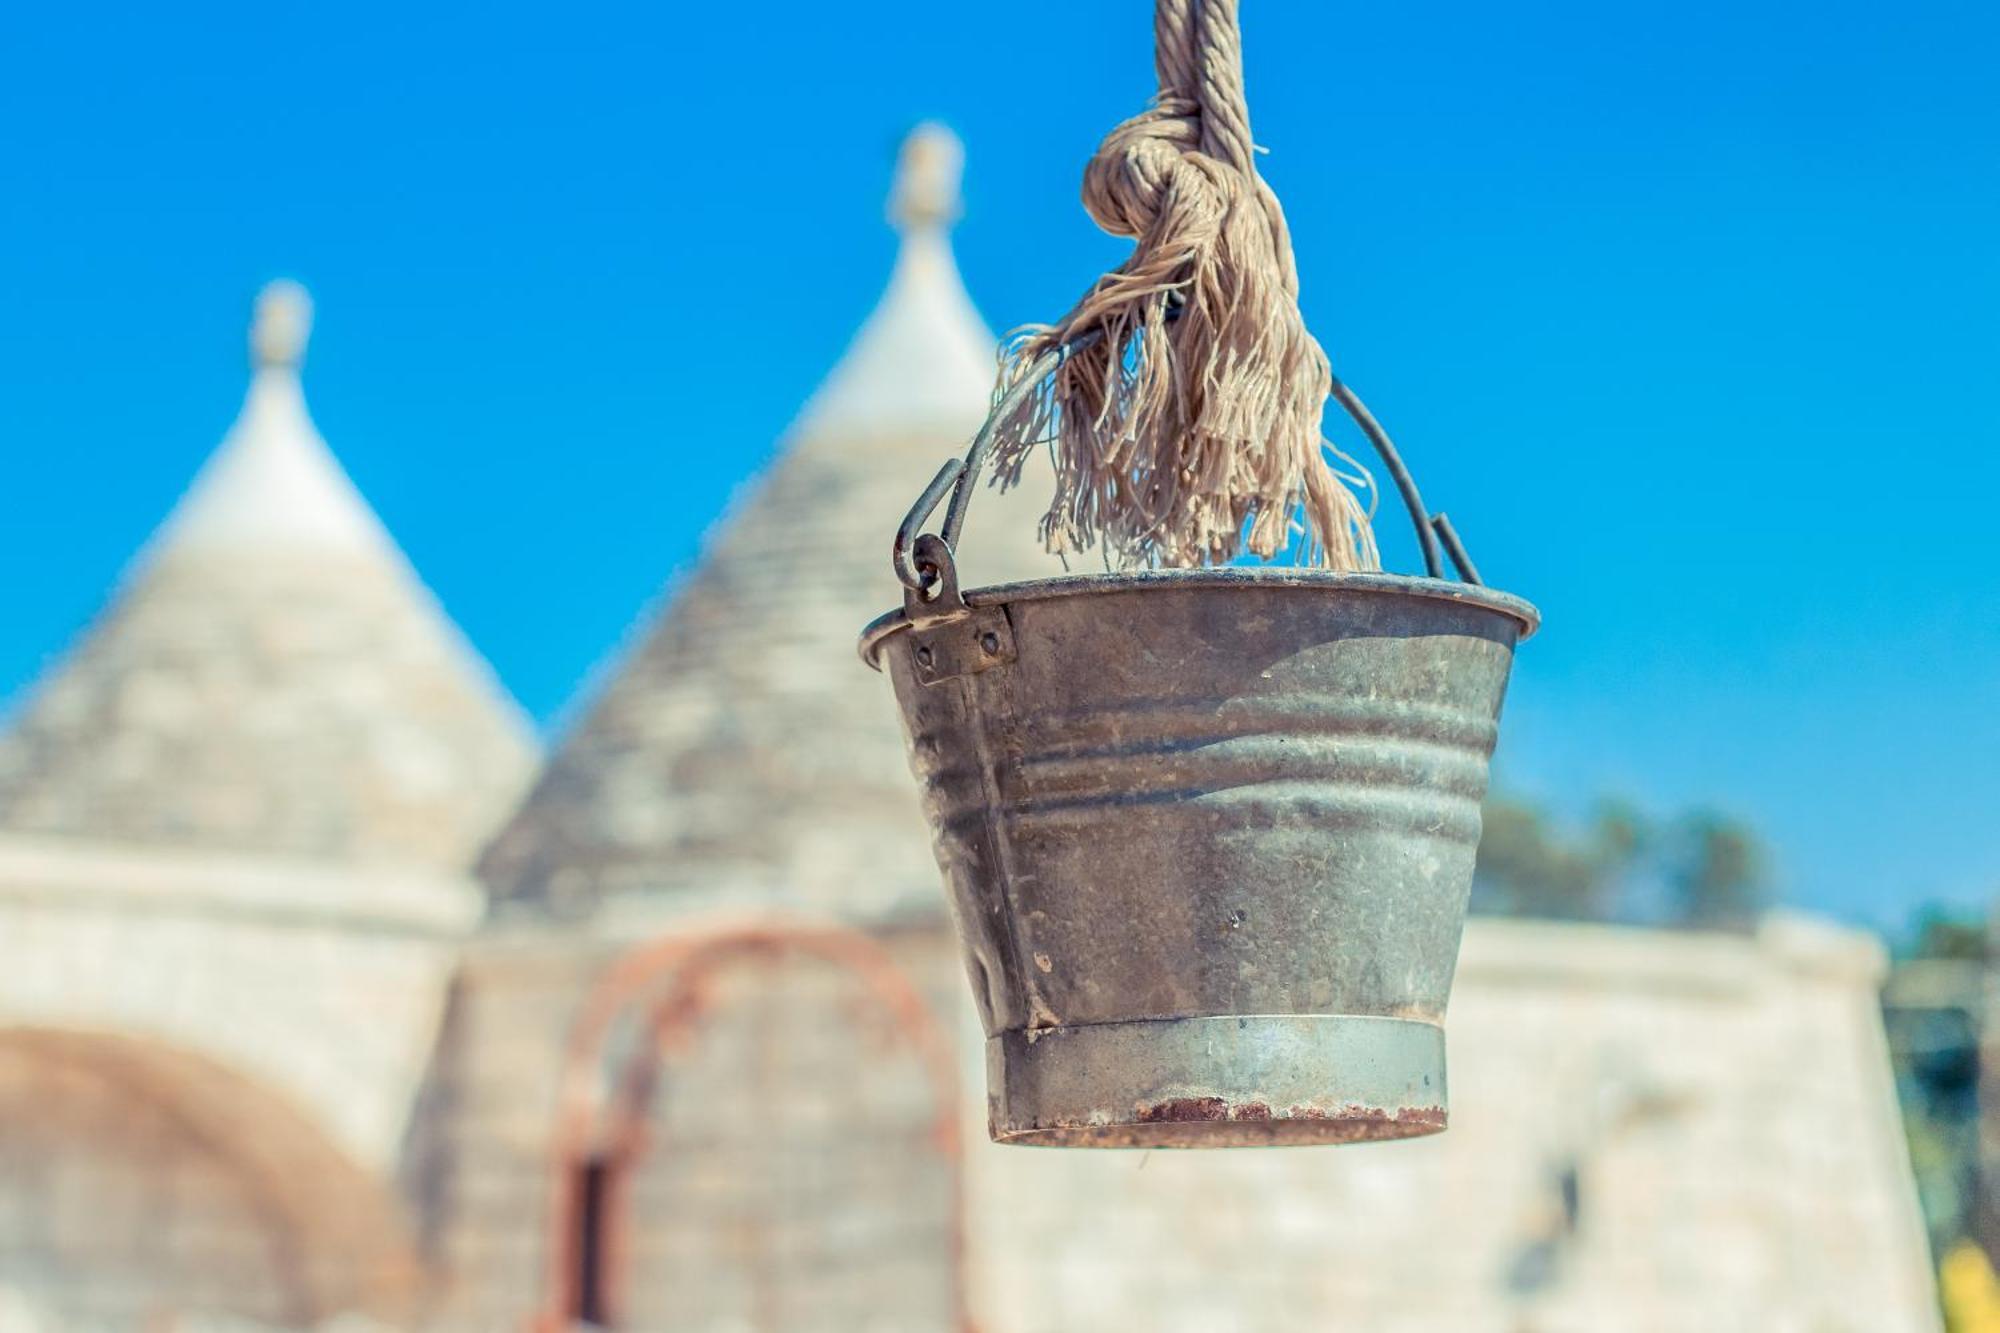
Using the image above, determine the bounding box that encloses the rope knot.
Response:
[1079,100,1209,242]
[989,0,1378,572]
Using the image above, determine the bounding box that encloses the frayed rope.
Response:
[987,0,1379,572]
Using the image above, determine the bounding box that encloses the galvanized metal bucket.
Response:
[862,348,1537,1148]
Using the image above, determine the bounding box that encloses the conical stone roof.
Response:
[0,282,538,869]
[481,125,1066,924]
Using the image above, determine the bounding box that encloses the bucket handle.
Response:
[892,333,1483,607]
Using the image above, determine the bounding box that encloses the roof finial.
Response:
[250,279,314,370]
[890,123,964,233]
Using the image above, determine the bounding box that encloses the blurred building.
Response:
[0,281,537,1328]
[0,128,1941,1332]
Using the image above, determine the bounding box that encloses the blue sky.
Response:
[1,2,1995,928]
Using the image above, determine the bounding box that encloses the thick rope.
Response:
[989,0,1378,571]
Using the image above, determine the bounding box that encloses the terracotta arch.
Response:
[536,918,968,1332]
[0,1025,422,1326]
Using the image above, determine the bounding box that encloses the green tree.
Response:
[1663,810,1768,930]
[1474,796,1647,921]
[1907,906,1990,963]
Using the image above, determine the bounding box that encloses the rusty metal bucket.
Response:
[861,347,1537,1147]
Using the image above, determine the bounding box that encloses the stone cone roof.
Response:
[481,124,1067,923]
[0,282,538,869]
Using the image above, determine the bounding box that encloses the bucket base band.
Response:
[987,1014,1446,1148]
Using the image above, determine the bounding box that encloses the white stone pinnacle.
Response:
[794,124,999,441]
[250,278,313,369]
[890,121,965,232]
[153,281,398,561]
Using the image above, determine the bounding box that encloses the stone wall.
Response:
[422,917,966,1333]
[0,834,479,1328]
[0,836,478,1174]
[414,934,595,1328]
[960,915,1938,1333]
[0,1036,320,1329]
[615,941,957,1329]
[424,911,1936,1333]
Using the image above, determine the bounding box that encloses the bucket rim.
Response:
[860,568,1539,670]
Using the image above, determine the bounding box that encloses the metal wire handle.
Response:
[893,334,1482,600]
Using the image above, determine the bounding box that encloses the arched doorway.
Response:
[542,921,966,1331]
[0,1028,419,1331]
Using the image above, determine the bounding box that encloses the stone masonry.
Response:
[0,282,535,1331]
